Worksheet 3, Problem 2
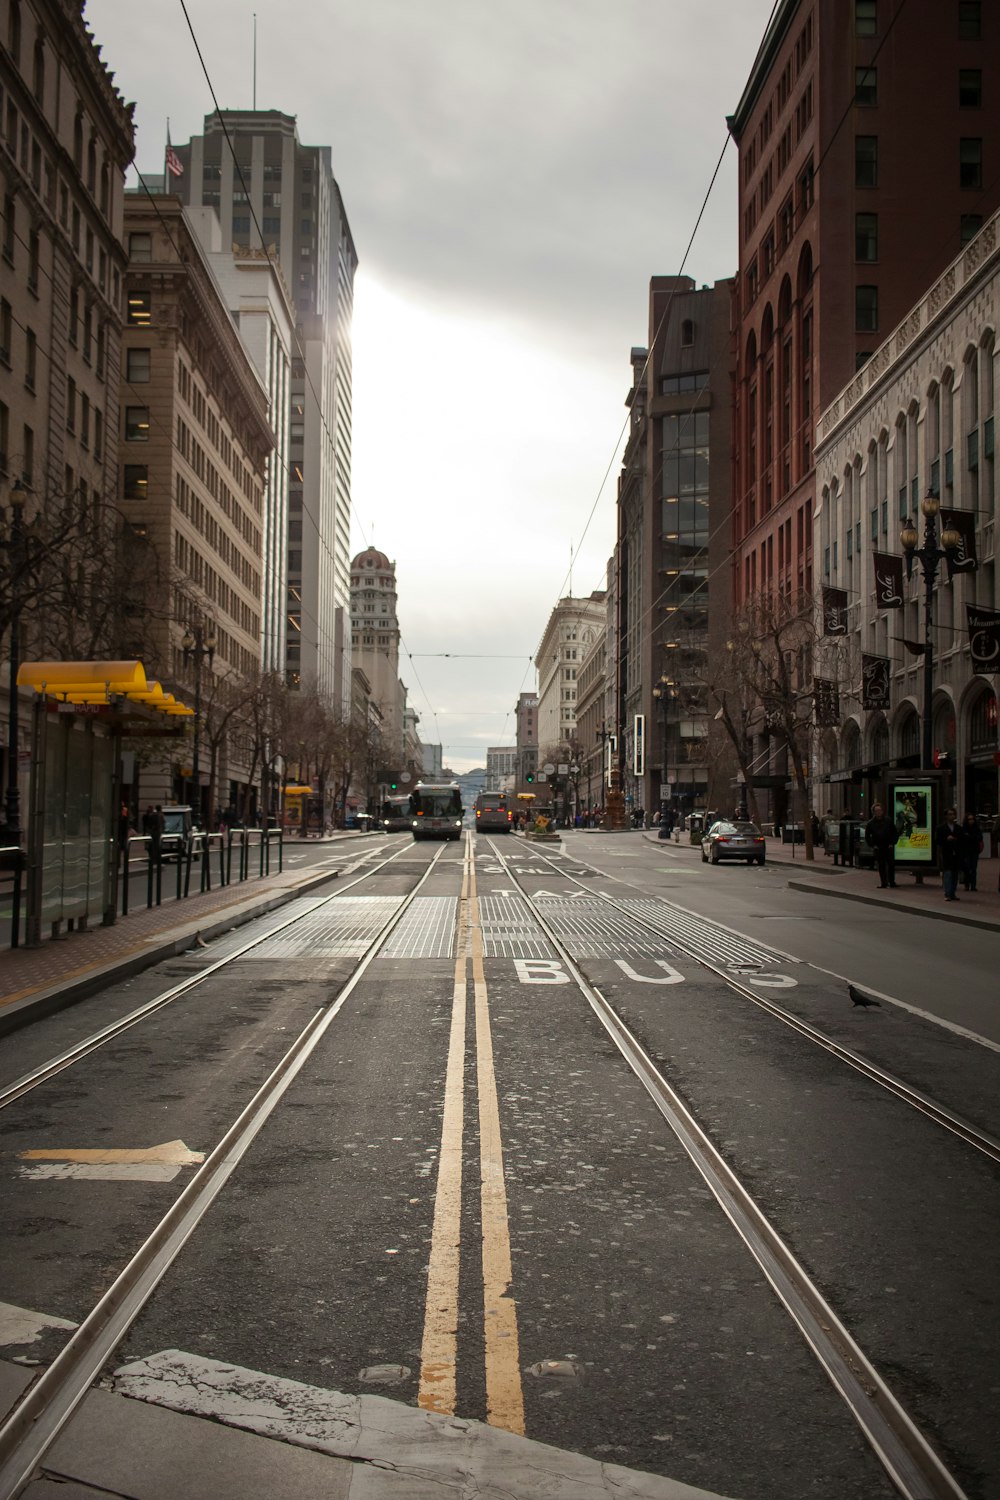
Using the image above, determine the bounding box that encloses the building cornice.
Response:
[728,0,801,140]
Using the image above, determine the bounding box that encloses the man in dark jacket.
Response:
[935,808,966,901]
[864,802,898,888]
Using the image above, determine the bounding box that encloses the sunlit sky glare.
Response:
[86,0,777,770]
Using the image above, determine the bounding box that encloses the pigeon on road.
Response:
[849,984,881,1008]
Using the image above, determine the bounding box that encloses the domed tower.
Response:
[350,548,403,759]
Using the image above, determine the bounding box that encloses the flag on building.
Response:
[821,587,848,635]
[944,510,978,580]
[165,127,183,179]
[966,604,1000,675]
[861,654,891,710]
[872,551,903,609]
[813,677,840,727]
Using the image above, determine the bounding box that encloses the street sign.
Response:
[543,763,555,775]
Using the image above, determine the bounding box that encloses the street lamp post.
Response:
[651,677,676,818]
[900,492,960,772]
[181,620,217,826]
[3,480,27,841]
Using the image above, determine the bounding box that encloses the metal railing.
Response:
[120,826,283,918]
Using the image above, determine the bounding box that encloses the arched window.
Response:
[100,161,110,217]
[87,137,97,194]
[73,111,84,172]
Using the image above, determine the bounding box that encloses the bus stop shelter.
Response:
[14,660,192,946]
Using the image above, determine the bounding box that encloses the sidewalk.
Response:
[0,832,366,1036]
[640,828,1000,932]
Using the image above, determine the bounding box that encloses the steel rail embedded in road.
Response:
[0,841,451,1499]
[0,838,422,1113]
[484,836,970,1500]
[503,838,1000,1166]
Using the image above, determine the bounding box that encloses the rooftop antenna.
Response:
[252,12,257,109]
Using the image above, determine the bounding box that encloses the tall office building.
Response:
[172,111,357,706]
[350,546,403,766]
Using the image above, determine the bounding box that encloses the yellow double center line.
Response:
[418,838,525,1432]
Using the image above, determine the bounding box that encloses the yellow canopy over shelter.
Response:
[16,660,193,716]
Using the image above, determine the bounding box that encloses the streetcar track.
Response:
[480,834,971,1500]
[0,839,432,1112]
[489,838,1000,1166]
[0,841,454,1497]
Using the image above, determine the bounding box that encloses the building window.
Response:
[128,231,151,263]
[25,326,36,389]
[232,215,250,233]
[959,69,982,108]
[855,0,876,35]
[961,214,983,244]
[960,138,983,189]
[127,291,151,326]
[125,406,149,441]
[0,300,11,366]
[856,350,873,371]
[855,66,877,106]
[126,347,151,382]
[123,465,148,499]
[66,376,76,432]
[856,285,878,331]
[681,318,694,346]
[958,2,981,39]
[27,229,39,292]
[0,400,7,472]
[1,195,13,264]
[855,212,878,261]
[799,156,814,212]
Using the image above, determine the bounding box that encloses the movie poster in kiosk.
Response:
[891,783,934,863]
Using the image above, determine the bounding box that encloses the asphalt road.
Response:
[1,832,996,1499]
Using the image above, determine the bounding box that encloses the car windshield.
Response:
[730,822,762,835]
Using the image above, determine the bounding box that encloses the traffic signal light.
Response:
[526,772,534,784]
[390,781,397,790]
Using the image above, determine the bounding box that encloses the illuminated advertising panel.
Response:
[891,782,935,864]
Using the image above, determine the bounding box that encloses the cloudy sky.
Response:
[87,0,776,771]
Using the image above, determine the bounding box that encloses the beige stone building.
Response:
[1,0,135,829]
[120,196,273,818]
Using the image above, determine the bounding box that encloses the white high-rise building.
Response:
[173,111,357,706]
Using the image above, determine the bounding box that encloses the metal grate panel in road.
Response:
[478,894,554,958]
[616,899,791,969]
[380,897,457,958]
[247,897,404,959]
[530,898,676,958]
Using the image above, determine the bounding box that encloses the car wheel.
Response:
[711,849,720,865]
[701,848,708,862]
[746,857,754,864]
[756,856,765,865]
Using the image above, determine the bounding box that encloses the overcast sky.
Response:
[87,0,776,771]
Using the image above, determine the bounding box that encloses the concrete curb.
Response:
[785,877,1000,931]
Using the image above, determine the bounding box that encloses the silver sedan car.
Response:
[701,820,767,866]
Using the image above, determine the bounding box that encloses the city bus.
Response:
[474,791,512,833]
[409,781,464,841]
[381,794,412,832]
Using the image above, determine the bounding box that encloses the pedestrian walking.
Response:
[934,807,966,902]
[864,802,898,888]
[961,812,984,891]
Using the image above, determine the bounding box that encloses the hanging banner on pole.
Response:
[943,510,978,579]
[821,587,848,635]
[873,551,904,609]
[861,654,891,710]
[966,604,1000,675]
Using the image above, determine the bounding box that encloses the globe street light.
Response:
[181,620,217,824]
[900,492,960,771]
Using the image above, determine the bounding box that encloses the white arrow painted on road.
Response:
[17,1139,205,1183]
